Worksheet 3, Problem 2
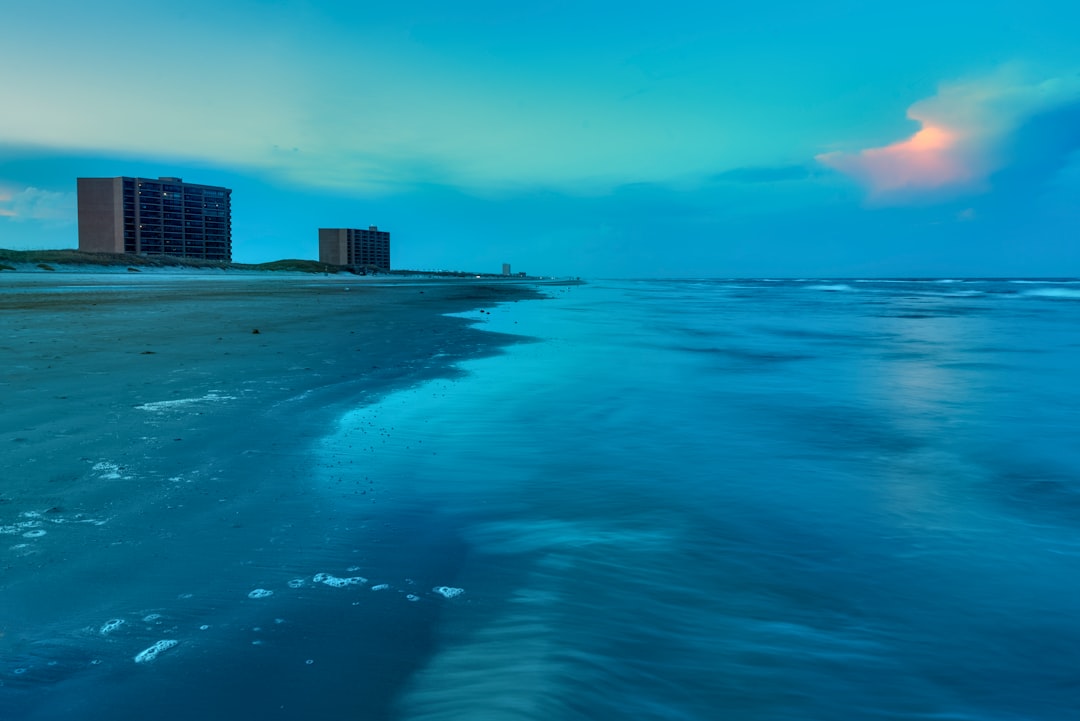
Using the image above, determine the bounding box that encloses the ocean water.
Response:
[5,278,1080,720]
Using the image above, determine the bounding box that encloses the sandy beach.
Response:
[0,272,545,718]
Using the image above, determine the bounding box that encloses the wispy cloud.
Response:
[0,186,76,224]
[817,67,1080,204]
[0,6,780,196]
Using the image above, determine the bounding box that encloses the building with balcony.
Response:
[77,176,232,262]
[319,226,390,269]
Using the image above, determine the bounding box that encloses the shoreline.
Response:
[0,249,563,281]
[1,273,550,529]
[1,276,554,693]
[0,263,555,280]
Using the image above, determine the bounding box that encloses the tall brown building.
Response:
[77,176,232,262]
[319,226,391,269]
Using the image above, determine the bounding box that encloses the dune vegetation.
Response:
[0,248,343,273]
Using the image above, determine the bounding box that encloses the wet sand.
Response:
[0,273,544,719]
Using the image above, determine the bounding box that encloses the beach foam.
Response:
[99,619,125,636]
[133,640,178,664]
[135,392,237,412]
[313,572,367,587]
[91,461,126,480]
[433,586,465,599]
[247,588,274,599]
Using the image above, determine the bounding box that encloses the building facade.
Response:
[319,226,391,269]
[77,177,232,262]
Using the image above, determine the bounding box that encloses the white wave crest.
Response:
[806,284,855,292]
[1023,289,1080,300]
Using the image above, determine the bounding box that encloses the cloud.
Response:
[817,67,1080,205]
[0,186,76,224]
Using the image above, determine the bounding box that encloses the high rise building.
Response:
[77,177,232,262]
[318,226,391,269]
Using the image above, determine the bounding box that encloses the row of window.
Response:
[130,201,228,208]
[133,239,229,246]
[128,210,228,220]
[132,183,229,195]
[132,221,223,228]
[137,215,230,225]
[127,226,230,236]
[132,194,227,204]
[128,238,231,245]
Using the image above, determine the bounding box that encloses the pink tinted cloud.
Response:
[818,122,975,197]
[818,68,1080,204]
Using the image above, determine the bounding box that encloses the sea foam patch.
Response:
[313,573,367,588]
[2,519,46,535]
[3,513,107,536]
[91,461,128,480]
[99,619,125,636]
[433,586,465,599]
[247,589,274,599]
[134,640,178,664]
[135,392,236,412]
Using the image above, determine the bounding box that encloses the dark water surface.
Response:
[5,278,1080,720]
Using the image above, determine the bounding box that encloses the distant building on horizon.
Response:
[319,226,390,270]
[77,176,232,262]
[502,263,511,276]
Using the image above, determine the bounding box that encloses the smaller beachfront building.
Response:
[319,226,391,270]
[77,176,232,262]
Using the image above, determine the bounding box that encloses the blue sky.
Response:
[2,1,1079,277]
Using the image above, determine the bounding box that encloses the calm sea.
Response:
[5,278,1080,720]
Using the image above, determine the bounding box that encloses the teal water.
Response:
[5,279,1080,720]
[334,279,1080,720]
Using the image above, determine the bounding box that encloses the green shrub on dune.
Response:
[0,249,344,274]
